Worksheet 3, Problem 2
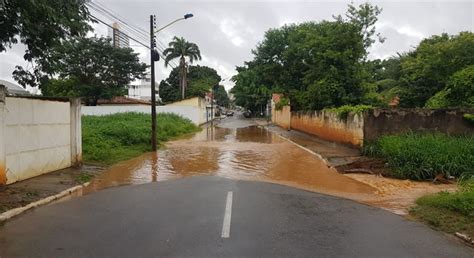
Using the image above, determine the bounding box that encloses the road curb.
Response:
[0,182,90,223]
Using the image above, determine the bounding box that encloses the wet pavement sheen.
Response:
[83,117,376,201]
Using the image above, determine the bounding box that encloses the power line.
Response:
[87,1,179,68]
[93,1,171,51]
[87,12,178,69]
[88,13,150,49]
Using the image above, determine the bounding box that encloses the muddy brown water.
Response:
[83,125,377,202]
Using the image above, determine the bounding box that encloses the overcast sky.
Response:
[0,0,472,91]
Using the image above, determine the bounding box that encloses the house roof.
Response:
[97,96,151,105]
[0,80,30,96]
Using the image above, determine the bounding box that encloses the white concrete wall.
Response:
[82,105,207,125]
[82,105,150,116]
[0,91,82,184]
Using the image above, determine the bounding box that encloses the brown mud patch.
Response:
[345,174,457,215]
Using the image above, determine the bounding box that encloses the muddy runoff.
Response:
[81,123,454,215]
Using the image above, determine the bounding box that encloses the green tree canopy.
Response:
[398,32,474,107]
[159,65,221,103]
[1,0,91,78]
[26,37,147,105]
[214,85,230,108]
[231,2,381,111]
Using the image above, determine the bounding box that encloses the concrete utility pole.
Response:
[149,13,193,151]
[150,15,158,151]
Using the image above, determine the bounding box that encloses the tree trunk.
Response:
[180,57,186,100]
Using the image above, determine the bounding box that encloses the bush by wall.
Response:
[364,133,474,180]
[324,105,373,121]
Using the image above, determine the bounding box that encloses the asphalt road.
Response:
[0,176,472,257]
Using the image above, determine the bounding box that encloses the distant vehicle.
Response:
[226,111,234,116]
[243,110,252,118]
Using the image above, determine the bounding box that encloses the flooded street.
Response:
[82,116,455,214]
[3,116,471,258]
[84,117,375,199]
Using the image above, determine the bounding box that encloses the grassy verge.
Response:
[363,133,474,180]
[410,178,474,237]
[82,112,200,165]
[365,133,474,238]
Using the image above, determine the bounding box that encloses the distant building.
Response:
[108,22,129,48]
[128,73,160,102]
[0,79,30,96]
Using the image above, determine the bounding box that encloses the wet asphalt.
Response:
[0,176,472,257]
[0,115,473,257]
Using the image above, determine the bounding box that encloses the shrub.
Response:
[425,89,450,108]
[463,114,474,125]
[325,105,373,121]
[364,133,474,180]
[275,96,290,111]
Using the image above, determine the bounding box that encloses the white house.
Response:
[128,73,160,102]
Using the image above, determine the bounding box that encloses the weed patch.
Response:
[325,105,373,121]
[75,173,94,184]
[364,133,474,180]
[82,112,200,165]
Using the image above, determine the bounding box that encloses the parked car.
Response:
[226,111,234,116]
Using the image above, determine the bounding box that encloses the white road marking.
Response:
[221,191,233,238]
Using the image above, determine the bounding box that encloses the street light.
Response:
[154,14,194,34]
[149,13,194,151]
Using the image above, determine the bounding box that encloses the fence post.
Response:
[0,86,6,184]
[70,98,82,166]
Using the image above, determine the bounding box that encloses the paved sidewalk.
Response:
[262,123,361,166]
[0,165,103,214]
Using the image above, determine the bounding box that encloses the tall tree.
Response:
[21,37,147,105]
[163,36,202,99]
[230,2,382,111]
[0,0,91,80]
[398,32,474,107]
[340,2,384,57]
[214,85,230,108]
[159,65,220,103]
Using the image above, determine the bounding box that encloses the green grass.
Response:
[364,133,474,180]
[75,173,94,184]
[82,112,200,165]
[410,179,474,237]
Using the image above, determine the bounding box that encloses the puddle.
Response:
[83,125,376,200]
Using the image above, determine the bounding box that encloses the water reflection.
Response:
[84,125,376,200]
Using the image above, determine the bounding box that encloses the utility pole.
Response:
[149,13,193,150]
[150,15,158,151]
[211,87,214,125]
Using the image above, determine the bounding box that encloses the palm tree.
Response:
[163,36,202,99]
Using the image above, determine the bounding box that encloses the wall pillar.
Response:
[0,86,6,184]
[70,98,82,166]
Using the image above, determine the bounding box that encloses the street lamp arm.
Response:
[154,18,184,34]
[154,14,193,34]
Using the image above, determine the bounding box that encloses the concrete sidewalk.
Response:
[0,165,103,215]
[261,123,361,167]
